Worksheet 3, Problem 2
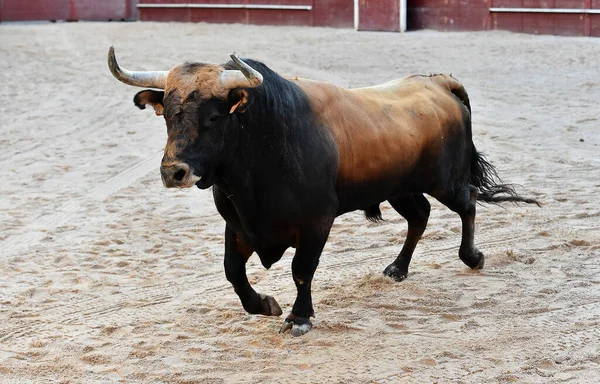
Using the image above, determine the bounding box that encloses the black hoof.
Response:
[460,249,485,270]
[244,294,282,316]
[279,315,312,337]
[383,263,408,282]
[259,294,283,316]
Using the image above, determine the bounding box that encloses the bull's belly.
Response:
[335,170,434,216]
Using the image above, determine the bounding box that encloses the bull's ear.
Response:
[133,90,165,116]
[228,89,252,114]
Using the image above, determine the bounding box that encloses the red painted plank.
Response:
[72,0,129,20]
[554,0,585,7]
[492,13,523,32]
[247,0,311,4]
[554,13,586,35]
[1,0,130,21]
[247,0,313,25]
[591,14,600,36]
[190,8,247,24]
[358,0,400,32]
[139,0,321,26]
[522,0,555,8]
[248,9,312,26]
[411,0,451,7]
[443,8,463,30]
[313,0,354,27]
[451,0,489,7]
[1,0,70,21]
[138,0,310,5]
[491,0,524,7]
[458,6,490,30]
[138,0,230,3]
[408,0,489,31]
[522,13,555,34]
[140,8,191,22]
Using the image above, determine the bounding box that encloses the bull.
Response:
[108,46,538,336]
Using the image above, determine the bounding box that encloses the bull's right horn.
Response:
[108,46,168,89]
[219,54,263,90]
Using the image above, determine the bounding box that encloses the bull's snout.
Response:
[161,162,197,188]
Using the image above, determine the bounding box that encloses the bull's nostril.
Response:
[173,169,186,182]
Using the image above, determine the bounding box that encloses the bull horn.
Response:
[219,54,263,90]
[108,46,168,89]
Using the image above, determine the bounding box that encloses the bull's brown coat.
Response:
[294,74,465,185]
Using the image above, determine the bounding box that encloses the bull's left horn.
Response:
[219,54,263,90]
[108,46,168,89]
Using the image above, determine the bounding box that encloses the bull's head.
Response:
[108,46,263,189]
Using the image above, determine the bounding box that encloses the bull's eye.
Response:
[209,114,220,122]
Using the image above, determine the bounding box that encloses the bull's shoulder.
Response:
[289,78,346,102]
[289,78,355,121]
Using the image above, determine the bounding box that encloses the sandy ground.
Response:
[0,21,599,383]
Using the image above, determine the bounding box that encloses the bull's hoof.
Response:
[259,294,283,316]
[460,249,485,270]
[279,315,312,337]
[383,263,408,282]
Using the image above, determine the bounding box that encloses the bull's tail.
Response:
[364,204,383,223]
[440,75,539,207]
[470,149,540,206]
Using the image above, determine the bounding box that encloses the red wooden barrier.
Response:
[357,0,401,31]
[137,0,354,27]
[489,0,599,36]
[1,0,596,37]
[407,0,491,32]
[407,0,599,36]
[0,0,136,22]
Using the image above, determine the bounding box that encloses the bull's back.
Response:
[294,75,467,190]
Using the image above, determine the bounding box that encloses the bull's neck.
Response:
[218,118,301,195]
[215,76,320,196]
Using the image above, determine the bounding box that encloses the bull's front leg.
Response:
[279,222,332,337]
[224,225,282,316]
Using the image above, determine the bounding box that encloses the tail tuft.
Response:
[365,205,384,223]
[471,150,541,207]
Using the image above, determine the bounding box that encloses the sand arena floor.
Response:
[0,22,599,383]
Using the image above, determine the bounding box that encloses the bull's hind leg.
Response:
[224,225,283,316]
[436,184,484,269]
[383,194,431,281]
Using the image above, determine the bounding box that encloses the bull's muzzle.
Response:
[160,162,200,188]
